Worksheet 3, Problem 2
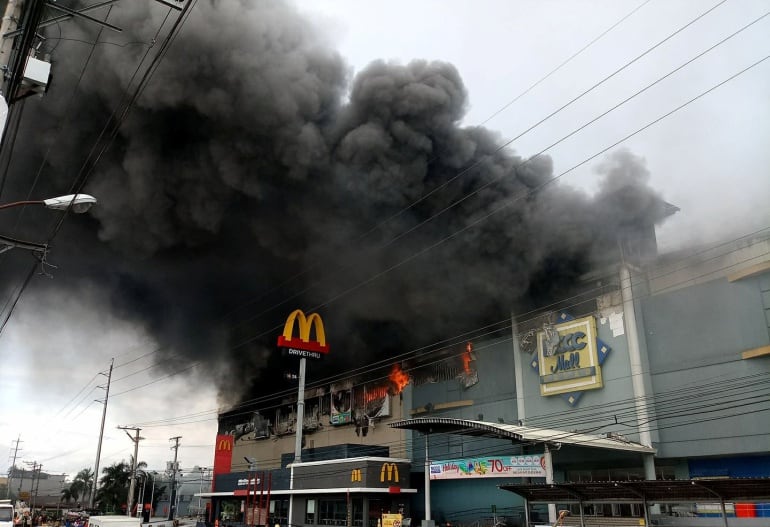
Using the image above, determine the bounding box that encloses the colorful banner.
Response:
[429,455,546,479]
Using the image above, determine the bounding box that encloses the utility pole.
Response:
[90,359,114,508]
[22,461,39,510]
[17,466,25,499]
[6,435,22,499]
[32,463,42,511]
[167,437,181,521]
[118,426,143,517]
[0,0,46,100]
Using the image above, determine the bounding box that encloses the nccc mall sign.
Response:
[277,309,330,360]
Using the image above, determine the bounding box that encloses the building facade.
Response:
[211,231,770,526]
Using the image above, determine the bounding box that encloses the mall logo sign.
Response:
[529,312,612,407]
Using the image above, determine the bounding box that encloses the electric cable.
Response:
[224,55,770,355]
[0,2,191,339]
[30,225,770,429]
[216,0,734,335]
[478,0,655,127]
[117,235,770,431]
[213,0,655,325]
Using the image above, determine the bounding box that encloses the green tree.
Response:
[94,459,148,514]
[95,462,130,513]
[60,487,74,504]
[70,468,94,503]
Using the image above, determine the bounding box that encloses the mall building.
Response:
[204,229,770,527]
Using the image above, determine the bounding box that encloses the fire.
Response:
[462,342,474,374]
[388,363,410,394]
[365,385,389,403]
[363,364,411,403]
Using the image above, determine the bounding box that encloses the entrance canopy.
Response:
[499,479,770,504]
[389,417,655,454]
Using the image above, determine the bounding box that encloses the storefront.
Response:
[201,457,416,527]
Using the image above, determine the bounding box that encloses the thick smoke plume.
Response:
[2,0,670,405]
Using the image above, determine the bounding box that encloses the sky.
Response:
[1,0,769,483]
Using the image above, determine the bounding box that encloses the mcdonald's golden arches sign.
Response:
[277,309,330,360]
[380,463,399,483]
[350,469,362,482]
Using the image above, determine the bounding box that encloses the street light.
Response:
[0,193,97,254]
[136,470,147,516]
[0,193,97,213]
[149,472,158,519]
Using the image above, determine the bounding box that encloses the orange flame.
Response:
[389,363,410,394]
[365,385,389,403]
[462,342,474,374]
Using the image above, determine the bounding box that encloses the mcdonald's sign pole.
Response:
[287,356,306,527]
[277,309,330,527]
[424,433,433,527]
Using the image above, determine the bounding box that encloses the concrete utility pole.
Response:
[32,463,42,509]
[90,359,114,508]
[168,437,181,521]
[22,461,39,509]
[119,426,144,517]
[6,435,22,499]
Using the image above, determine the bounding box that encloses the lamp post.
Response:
[137,471,147,516]
[197,467,205,520]
[0,193,97,212]
[149,472,158,519]
[0,193,97,254]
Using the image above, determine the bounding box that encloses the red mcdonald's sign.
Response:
[212,434,234,487]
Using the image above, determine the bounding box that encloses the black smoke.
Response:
[0,0,671,405]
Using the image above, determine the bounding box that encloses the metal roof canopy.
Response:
[499,479,770,504]
[389,417,656,454]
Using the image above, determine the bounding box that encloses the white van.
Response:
[87,517,141,527]
[0,500,15,527]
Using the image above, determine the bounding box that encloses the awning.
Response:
[196,487,418,498]
[389,417,655,454]
[499,479,770,504]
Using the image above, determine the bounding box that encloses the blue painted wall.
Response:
[641,275,770,459]
[688,455,770,478]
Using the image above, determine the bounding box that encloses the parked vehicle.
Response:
[87,517,141,527]
[0,500,15,527]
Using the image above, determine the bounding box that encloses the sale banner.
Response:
[429,455,546,479]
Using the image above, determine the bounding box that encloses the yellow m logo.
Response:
[217,439,232,451]
[351,469,362,482]
[277,309,329,353]
[380,463,399,483]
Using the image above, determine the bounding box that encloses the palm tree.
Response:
[60,487,74,504]
[95,462,131,513]
[94,458,149,514]
[70,468,94,503]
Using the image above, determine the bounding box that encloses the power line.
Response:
[216,0,732,333]
[222,54,770,355]
[106,229,766,438]
[213,0,655,325]
[478,0,655,127]
[0,1,195,339]
[120,228,770,430]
